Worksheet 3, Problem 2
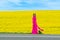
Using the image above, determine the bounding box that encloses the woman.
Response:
[32,13,43,34]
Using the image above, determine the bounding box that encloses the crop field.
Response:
[0,10,60,34]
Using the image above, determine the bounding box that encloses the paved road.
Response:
[0,34,60,40]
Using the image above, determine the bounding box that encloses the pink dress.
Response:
[32,13,43,34]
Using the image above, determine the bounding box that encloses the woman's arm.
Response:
[38,26,44,31]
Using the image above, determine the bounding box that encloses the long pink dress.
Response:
[32,13,43,34]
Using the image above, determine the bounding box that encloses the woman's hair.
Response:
[33,13,36,16]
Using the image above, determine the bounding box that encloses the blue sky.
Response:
[0,0,60,10]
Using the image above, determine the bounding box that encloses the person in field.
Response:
[32,13,43,34]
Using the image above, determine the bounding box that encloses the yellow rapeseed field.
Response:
[0,10,60,34]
